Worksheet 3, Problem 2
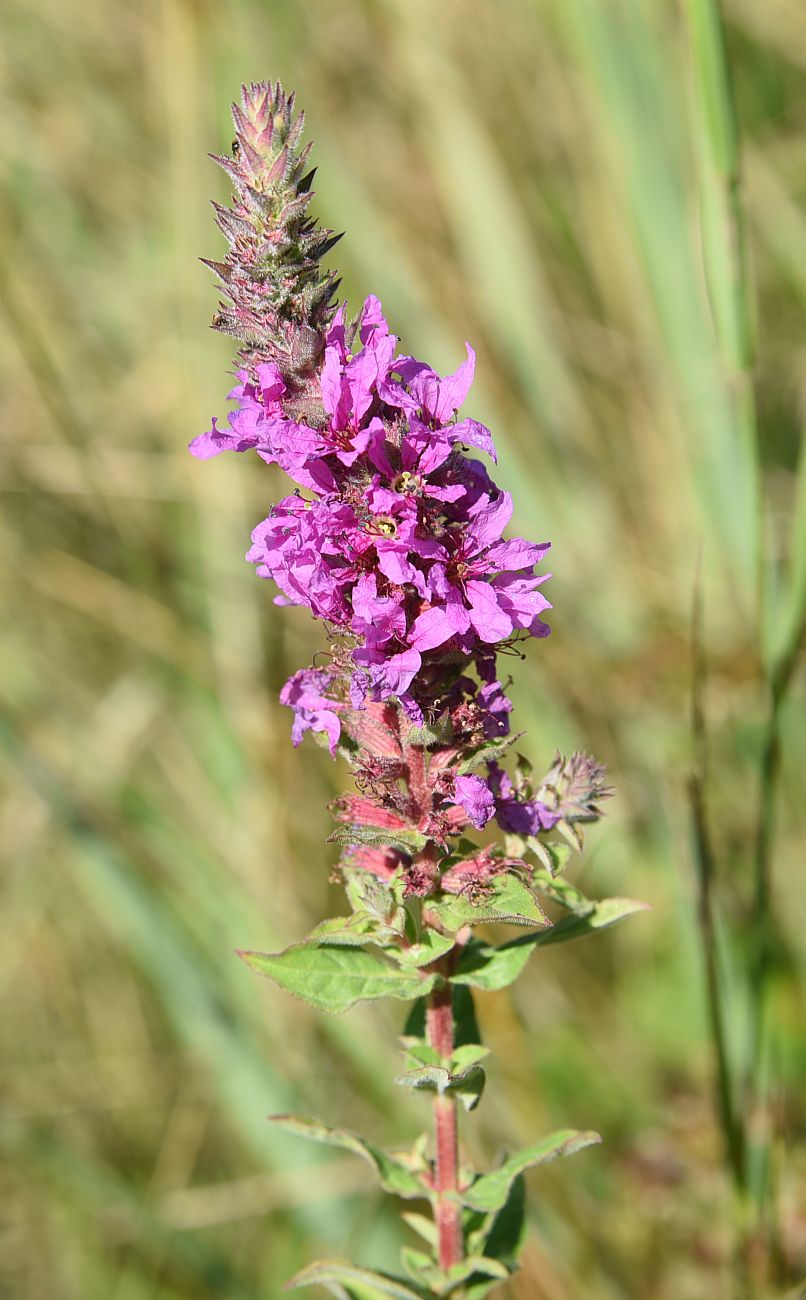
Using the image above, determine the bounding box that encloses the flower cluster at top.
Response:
[191,295,551,735]
[191,81,610,904]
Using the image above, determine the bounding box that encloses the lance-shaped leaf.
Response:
[396,1042,489,1111]
[429,874,549,932]
[342,869,405,929]
[443,1257,511,1285]
[400,1248,434,1287]
[309,912,392,947]
[528,869,593,913]
[520,895,649,949]
[392,928,456,968]
[267,1115,426,1199]
[395,1063,486,1112]
[285,1259,429,1298]
[463,1282,506,1300]
[239,942,438,1013]
[476,1172,527,1267]
[456,731,523,774]
[405,717,455,747]
[328,824,428,855]
[401,1212,437,1249]
[401,1250,510,1293]
[452,897,650,992]
[462,1130,601,1212]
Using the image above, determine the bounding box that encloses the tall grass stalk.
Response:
[686,0,806,1289]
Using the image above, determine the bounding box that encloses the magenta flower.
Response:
[454,773,496,829]
[380,344,497,463]
[409,492,551,652]
[195,253,552,724]
[280,667,343,754]
[488,763,561,834]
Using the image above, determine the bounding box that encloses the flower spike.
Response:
[190,80,638,1296]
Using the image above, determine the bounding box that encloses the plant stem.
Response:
[689,586,745,1197]
[427,978,462,1273]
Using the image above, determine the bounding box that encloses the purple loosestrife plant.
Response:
[192,83,645,1299]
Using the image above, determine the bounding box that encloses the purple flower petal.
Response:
[466,579,514,643]
[450,417,497,463]
[409,601,471,652]
[484,538,550,571]
[454,773,496,829]
[466,492,514,556]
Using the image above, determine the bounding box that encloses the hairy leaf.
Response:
[430,874,549,931]
[401,1212,438,1249]
[406,718,455,747]
[392,929,456,968]
[267,1115,425,1199]
[309,913,389,946]
[462,1130,601,1212]
[445,1257,510,1283]
[239,943,438,1013]
[456,731,523,774]
[477,1174,526,1268]
[394,1061,486,1111]
[328,824,428,854]
[529,869,593,913]
[526,839,572,875]
[525,895,649,946]
[464,1282,504,1300]
[400,1247,433,1286]
[452,897,649,992]
[400,1252,510,1294]
[342,869,405,927]
[285,1259,428,1298]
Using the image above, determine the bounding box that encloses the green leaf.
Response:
[342,869,405,927]
[529,869,593,913]
[429,874,549,932]
[462,1130,601,1212]
[452,897,649,992]
[406,717,455,747]
[556,817,585,853]
[240,943,438,1013]
[451,940,531,993]
[399,1253,510,1295]
[285,1259,428,1298]
[456,731,523,774]
[450,1043,490,1071]
[400,1039,442,1068]
[524,895,649,947]
[400,1247,433,1286]
[394,1061,486,1111]
[401,1212,438,1249]
[392,929,456,968]
[480,1174,526,1267]
[267,1116,426,1199]
[525,839,572,875]
[309,913,388,946]
[463,1282,504,1300]
[329,824,428,855]
[445,1257,510,1284]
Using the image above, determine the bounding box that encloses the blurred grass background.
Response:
[1,0,806,1296]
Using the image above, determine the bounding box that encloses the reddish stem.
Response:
[427,978,462,1273]
[403,730,432,825]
